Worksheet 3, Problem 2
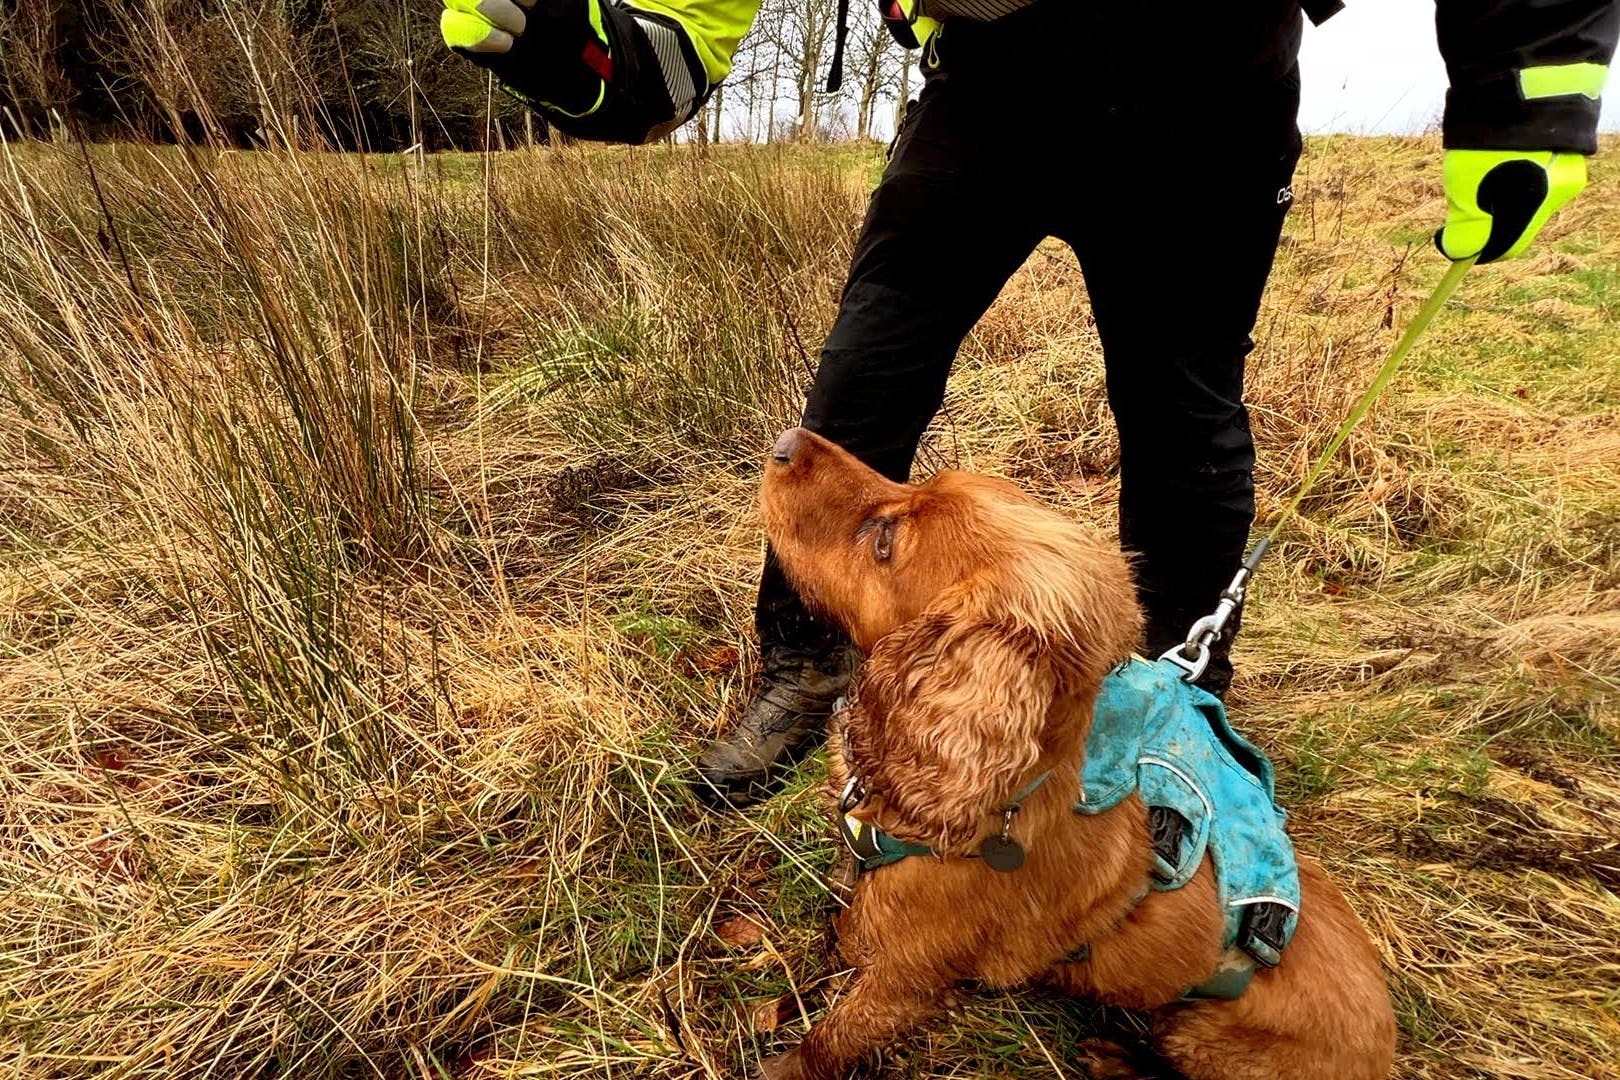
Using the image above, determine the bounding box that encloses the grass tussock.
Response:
[1,134,1617,1079]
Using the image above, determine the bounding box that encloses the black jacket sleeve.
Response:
[1436,0,1619,153]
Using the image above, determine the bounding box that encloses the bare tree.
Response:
[89,0,224,138]
[724,10,776,142]
[708,0,911,143]
[209,3,323,145]
[0,0,914,148]
[848,1,900,141]
[758,0,838,140]
[0,0,74,136]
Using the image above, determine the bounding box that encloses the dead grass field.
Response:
[0,134,1616,1079]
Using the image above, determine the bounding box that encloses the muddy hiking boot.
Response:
[695,549,858,808]
[694,642,859,808]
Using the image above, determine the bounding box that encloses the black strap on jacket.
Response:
[827,0,852,91]
[1300,0,1345,26]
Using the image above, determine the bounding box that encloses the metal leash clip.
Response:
[1160,539,1269,684]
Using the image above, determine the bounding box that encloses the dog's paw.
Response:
[753,1050,805,1080]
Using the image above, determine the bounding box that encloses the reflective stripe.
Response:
[1228,894,1300,912]
[626,0,760,84]
[636,15,698,119]
[1137,756,1214,820]
[539,80,608,119]
[1518,62,1608,101]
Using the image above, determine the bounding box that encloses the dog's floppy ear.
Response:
[846,591,1055,855]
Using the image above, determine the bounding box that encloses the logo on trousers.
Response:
[1276,186,1295,205]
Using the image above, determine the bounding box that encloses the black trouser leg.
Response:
[1061,78,1302,677]
[755,76,1045,652]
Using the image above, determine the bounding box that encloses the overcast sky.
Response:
[1300,0,1619,133]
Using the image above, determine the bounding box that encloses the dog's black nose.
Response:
[772,427,807,464]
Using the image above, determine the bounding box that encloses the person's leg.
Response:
[1063,72,1303,697]
[696,72,1046,805]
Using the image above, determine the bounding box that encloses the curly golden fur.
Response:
[754,428,1396,1080]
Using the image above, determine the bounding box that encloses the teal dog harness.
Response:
[1081,657,1300,994]
[838,657,1300,999]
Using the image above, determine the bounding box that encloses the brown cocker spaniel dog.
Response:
[754,428,1396,1080]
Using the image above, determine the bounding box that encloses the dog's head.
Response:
[760,428,1141,851]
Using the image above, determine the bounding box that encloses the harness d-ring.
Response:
[1161,634,1213,684]
[1160,557,1258,684]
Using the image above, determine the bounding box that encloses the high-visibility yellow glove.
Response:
[440,0,611,119]
[1435,149,1588,264]
[441,0,704,142]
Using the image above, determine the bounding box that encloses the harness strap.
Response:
[1056,879,1258,1000]
[1185,954,1259,1000]
[1060,912,1270,1000]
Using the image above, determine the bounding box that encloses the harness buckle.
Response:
[1237,901,1291,968]
[1146,804,1189,884]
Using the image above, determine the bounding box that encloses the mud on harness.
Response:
[837,657,1300,1000]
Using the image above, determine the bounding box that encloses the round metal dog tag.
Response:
[980,835,1025,873]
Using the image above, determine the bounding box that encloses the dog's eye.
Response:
[872,519,895,562]
[858,516,899,562]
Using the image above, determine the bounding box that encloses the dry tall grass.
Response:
[0,134,1615,1079]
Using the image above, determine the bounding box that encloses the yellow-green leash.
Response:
[1163,255,1479,682]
